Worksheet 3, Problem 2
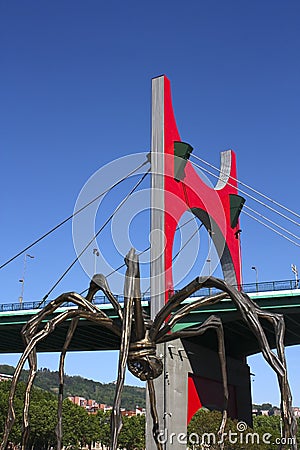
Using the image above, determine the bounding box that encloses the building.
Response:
[0,373,13,382]
[68,396,87,407]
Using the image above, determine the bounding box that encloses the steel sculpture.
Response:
[1,248,297,450]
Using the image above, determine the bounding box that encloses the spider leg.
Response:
[147,379,163,450]
[1,319,60,450]
[16,292,110,449]
[20,338,37,450]
[56,317,79,450]
[225,287,296,447]
[110,300,133,450]
[110,306,133,450]
[55,275,109,449]
[110,248,139,450]
[23,291,109,339]
[1,307,120,450]
[79,273,129,448]
[187,277,297,447]
[155,292,227,341]
[150,278,208,341]
[91,274,123,321]
[254,307,297,447]
[55,274,124,448]
[159,315,228,450]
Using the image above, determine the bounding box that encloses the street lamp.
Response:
[207,230,215,276]
[93,248,99,274]
[19,254,35,304]
[207,230,215,294]
[251,266,258,291]
[291,264,298,289]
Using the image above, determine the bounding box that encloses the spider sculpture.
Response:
[1,248,297,450]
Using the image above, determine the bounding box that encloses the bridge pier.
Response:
[146,339,252,449]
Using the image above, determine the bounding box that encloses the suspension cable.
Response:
[190,159,300,228]
[142,218,203,297]
[0,159,149,271]
[191,153,300,221]
[105,215,198,279]
[68,208,198,297]
[242,210,300,247]
[244,205,300,241]
[98,215,199,297]
[39,170,150,306]
[172,223,203,261]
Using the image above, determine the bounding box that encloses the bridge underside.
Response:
[1,297,300,356]
[181,307,300,358]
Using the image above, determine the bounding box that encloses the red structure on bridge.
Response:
[158,76,244,297]
[149,75,249,449]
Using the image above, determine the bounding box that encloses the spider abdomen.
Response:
[128,340,163,381]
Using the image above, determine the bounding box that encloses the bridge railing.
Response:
[0,278,298,312]
[241,279,299,293]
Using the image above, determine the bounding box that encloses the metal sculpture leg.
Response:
[110,295,134,450]
[254,308,297,448]
[0,307,120,450]
[110,249,139,450]
[191,278,297,448]
[21,345,37,450]
[0,327,46,450]
[147,379,163,450]
[56,318,79,450]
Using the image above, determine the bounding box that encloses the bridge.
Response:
[1,279,300,357]
[2,75,299,449]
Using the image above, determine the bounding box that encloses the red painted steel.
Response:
[188,374,237,423]
[161,76,243,301]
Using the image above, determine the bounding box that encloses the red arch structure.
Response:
[150,75,245,309]
[148,76,249,448]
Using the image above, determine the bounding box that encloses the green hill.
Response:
[0,364,145,410]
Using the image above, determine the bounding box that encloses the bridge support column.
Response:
[146,340,252,449]
[146,340,190,449]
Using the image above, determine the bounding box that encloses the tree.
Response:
[84,412,102,450]
[27,398,57,449]
[0,381,23,446]
[97,410,111,448]
[62,398,89,449]
[118,414,145,450]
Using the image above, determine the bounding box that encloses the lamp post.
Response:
[291,264,298,289]
[207,230,215,294]
[251,266,258,291]
[93,248,99,274]
[207,230,215,276]
[19,254,35,304]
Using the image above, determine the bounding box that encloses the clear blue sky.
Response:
[0,0,300,406]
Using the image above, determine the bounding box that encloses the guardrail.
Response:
[0,278,299,313]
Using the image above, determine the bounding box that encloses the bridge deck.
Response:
[1,282,300,358]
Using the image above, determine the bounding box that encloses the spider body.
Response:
[128,338,163,381]
[1,248,297,450]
